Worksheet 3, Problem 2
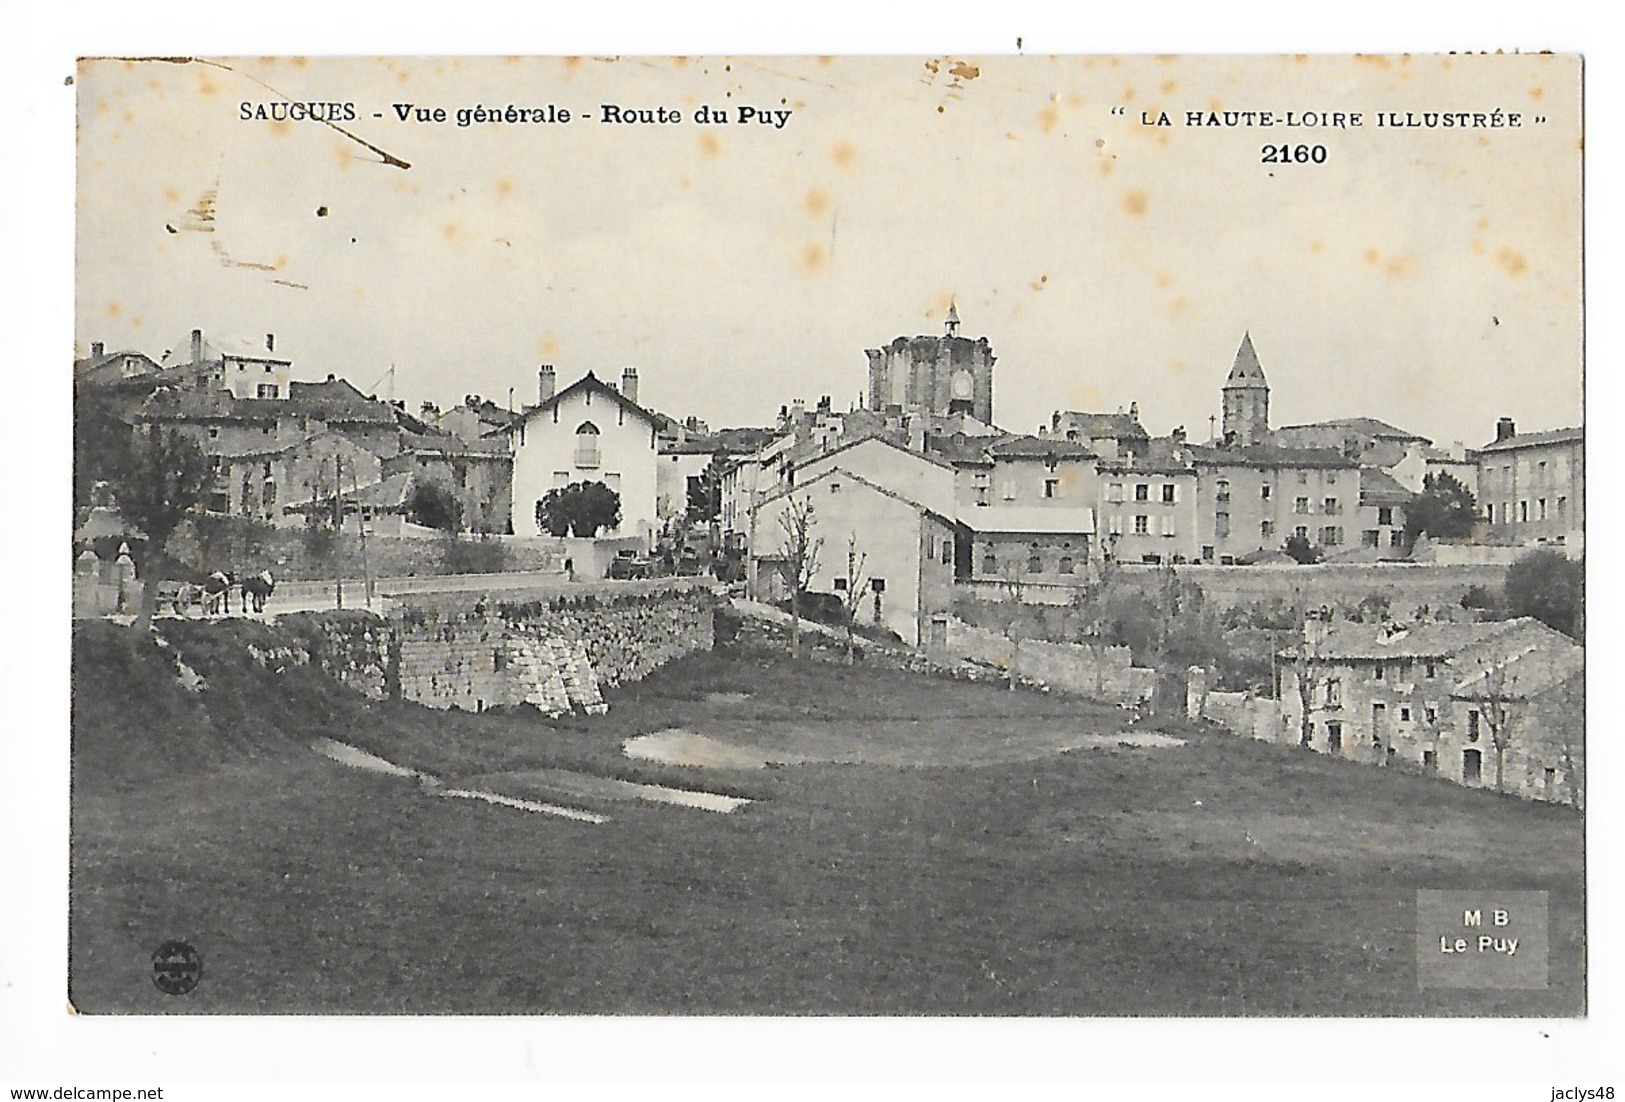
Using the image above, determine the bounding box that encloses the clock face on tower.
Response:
[951,370,974,399]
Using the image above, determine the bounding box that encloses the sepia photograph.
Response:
[5,14,1615,1090]
[62,51,1587,1021]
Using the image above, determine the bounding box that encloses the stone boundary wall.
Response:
[944,618,1154,705]
[389,581,718,713]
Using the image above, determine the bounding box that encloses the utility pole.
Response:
[352,460,373,610]
[333,454,345,610]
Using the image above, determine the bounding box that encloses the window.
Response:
[1161,515,1177,537]
[829,481,841,494]
[1319,526,1341,546]
[1201,545,1214,561]
[1294,525,1308,541]
[1058,554,1074,574]
[870,578,885,593]
[1467,710,1480,742]
[1390,531,1405,548]
[975,486,989,506]
[262,479,276,507]
[1538,498,1547,520]
[1107,514,1123,535]
[1297,471,1309,484]
[256,383,278,398]
[1323,497,1340,515]
[833,577,848,591]
[1325,678,1342,706]
[1425,662,1436,679]
[1377,506,1393,526]
[1294,497,1310,514]
[1519,500,1528,523]
[1106,482,1124,503]
[552,470,570,489]
[574,422,601,468]
[1557,496,1567,518]
[1163,483,1177,504]
[1028,545,1043,573]
[983,546,997,573]
[1260,520,1274,540]
[1326,721,1343,752]
[1044,478,1060,499]
[1215,512,1230,539]
[1001,481,1017,501]
[1134,515,1149,535]
[941,538,952,565]
[1425,706,1437,725]
[1400,707,1411,722]
[208,427,219,439]
[1374,664,1385,681]
[1327,471,1338,484]
[1261,484,1272,500]
[1135,484,1150,502]
[1362,529,1380,548]
[925,534,935,559]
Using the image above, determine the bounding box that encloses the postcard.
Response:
[68,53,1583,1025]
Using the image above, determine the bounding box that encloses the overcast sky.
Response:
[76,53,1581,449]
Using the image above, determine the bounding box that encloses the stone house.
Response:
[218,430,383,525]
[749,466,956,647]
[1187,443,1362,563]
[385,432,513,535]
[1043,407,1150,460]
[1096,449,1200,565]
[506,368,660,545]
[1473,419,1584,554]
[160,328,293,400]
[1276,616,1583,804]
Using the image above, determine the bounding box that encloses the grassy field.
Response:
[69,621,1585,1015]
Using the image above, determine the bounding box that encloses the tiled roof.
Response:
[988,434,1092,459]
[1451,643,1584,699]
[1188,443,1358,470]
[510,371,661,430]
[1052,411,1149,440]
[288,379,396,423]
[1475,426,1584,453]
[399,431,510,457]
[1304,617,1562,661]
[282,471,416,515]
[925,432,998,466]
[961,506,1096,536]
[1278,416,1428,442]
[1358,468,1415,505]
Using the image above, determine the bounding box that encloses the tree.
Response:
[777,495,822,658]
[686,458,724,531]
[1283,532,1323,565]
[407,478,463,533]
[536,480,622,538]
[1404,471,1478,544]
[1290,594,1331,749]
[1504,549,1584,638]
[1468,655,1520,793]
[839,534,868,664]
[105,426,216,632]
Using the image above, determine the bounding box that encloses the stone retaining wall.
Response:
[389,582,717,713]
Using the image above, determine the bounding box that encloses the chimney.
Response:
[1495,416,1516,442]
[266,333,275,353]
[190,328,203,363]
[538,365,556,404]
[1129,400,1140,421]
[90,341,104,359]
[1171,426,1187,445]
[907,414,926,453]
[621,366,639,404]
[327,373,336,382]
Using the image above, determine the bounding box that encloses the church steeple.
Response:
[945,301,960,337]
[1221,331,1270,446]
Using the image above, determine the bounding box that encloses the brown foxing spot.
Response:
[801,242,828,273]
[1477,218,1490,231]
[1169,359,1187,375]
[442,222,460,242]
[803,188,831,217]
[948,62,980,81]
[1529,86,1545,101]
[1155,272,1172,289]
[1121,190,1148,217]
[1096,159,1114,177]
[1160,80,1177,94]
[538,334,561,359]
[1037,104,1060,134]
[1030,274,1048,291]
[1168,296,1189,316]
[1065,92,1084,110]
[107,302,121,318]
[1384,255,1414,277]
[831,141,857,170]
[1364,247,1380,266]
[131,316,143,329]
[680,177,692,189]
[1308,240,1325,255]
[818,56,834,67]
[1496,247,1529,276]
[270,119,291,138]
[1095,138,1105,148]
[497,178,515,199]
[197,74,219,96]
[699,133,723,158]
[1121,85,1135,102]
[163,186,180,204]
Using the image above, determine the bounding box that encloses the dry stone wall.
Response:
[389,582,717,714]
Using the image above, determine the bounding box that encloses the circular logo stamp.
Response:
[151,940,202,995]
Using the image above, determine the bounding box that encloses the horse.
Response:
[201,571,237,616]
[240,570,276,614]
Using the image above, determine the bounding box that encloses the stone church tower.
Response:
[866,304,996,425]
[1221,331,1270,447]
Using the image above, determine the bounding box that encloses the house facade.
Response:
[1277,617,1583,804]
[1473,419,1584,553]
[749,467,956,647]
[508,370,660,544]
